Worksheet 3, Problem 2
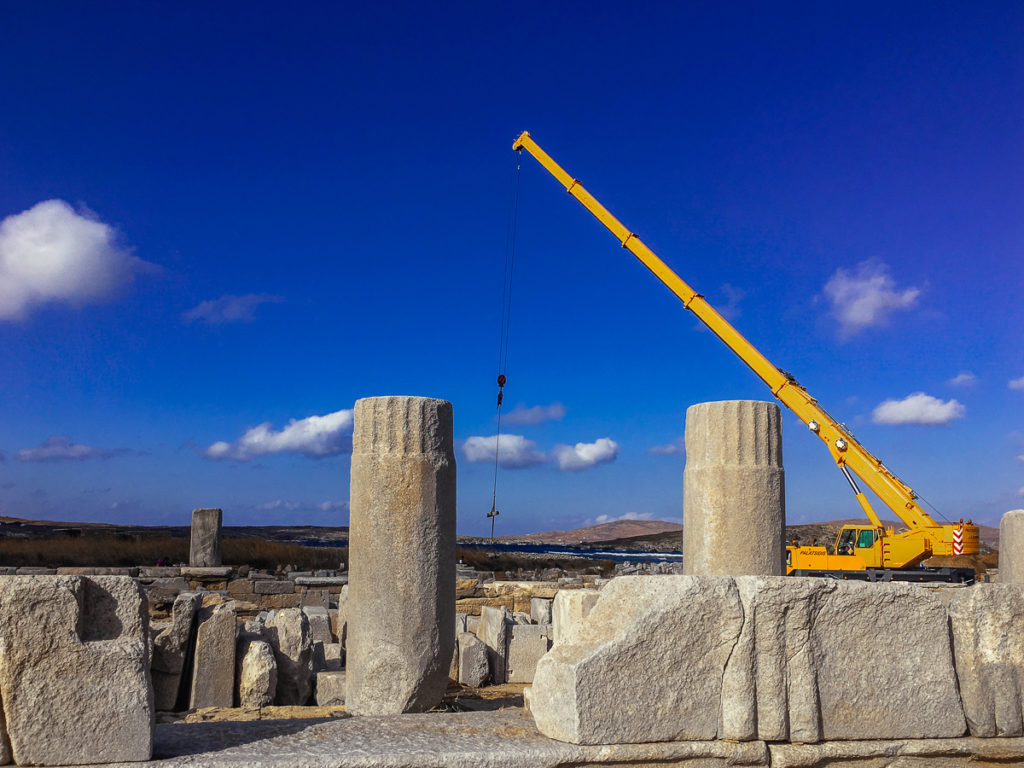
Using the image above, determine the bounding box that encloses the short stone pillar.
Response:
[345,396,456,715]
[683,400,784,576]
[999,509,1024,584]
[189,507,223,567]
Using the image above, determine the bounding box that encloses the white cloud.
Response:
[205,409,353,460]
[649,438,685,456]
[871,393,965,426]
[585,511,654,526]
[1019,486,1024,498]
[183,293,284,324]
[1009,376,1024,391]
[948,371,977,387]
[552,438,620,471]
[17,436,111,462]
[1017,455,1024,463]
[462,434,547,469]
[0,200,149,320]
[822,261,920,338]
[503,402,567,425]
[718,283,745,321]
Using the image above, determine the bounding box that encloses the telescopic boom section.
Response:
[512,131,941,534]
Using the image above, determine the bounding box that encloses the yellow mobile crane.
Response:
[513,131,978,582]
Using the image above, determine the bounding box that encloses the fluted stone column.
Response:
[683,400,785,576]
[189,508,222,567]
[345,396,456,715]
[999,509,1024,584]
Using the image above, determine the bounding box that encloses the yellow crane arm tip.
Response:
[512,131,530,150]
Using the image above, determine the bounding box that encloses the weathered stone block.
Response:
[683,400,784,576]
[303,605,333,645]
[189,507,223,567]
[507,624,551,683]
[152,591,202,711]
[1000,510,1024,584]
[316,670,347,706]
[458,631,489,688]
[301,588,330,609]
[949,583,1024,736]
[255,580,296,595]
[266,608,313,705]
[551,589,600,646]
[313,642,343,671]
[189,601,236,709]
[476,604,512,684]
[261,593,302,610]
[722,576,965,743]
[530,597,553,625]
[236,637,277,708]
[532,574,966,746]
[455,595,514,615]
[531,575,743,744]
[345,396,456,716]
[0,576,153,765]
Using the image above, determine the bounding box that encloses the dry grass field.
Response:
[0,535,347,571]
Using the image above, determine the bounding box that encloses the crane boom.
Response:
[513,131,968,549]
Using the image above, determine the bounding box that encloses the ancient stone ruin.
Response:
[0,397,1023,767]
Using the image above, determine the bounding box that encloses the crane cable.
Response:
[488,149,523,538]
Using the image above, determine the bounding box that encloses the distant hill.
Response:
[503,519,682,546]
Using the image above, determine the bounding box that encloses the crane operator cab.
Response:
[787,524,884,575]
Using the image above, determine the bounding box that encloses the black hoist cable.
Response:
[488,149,522,538]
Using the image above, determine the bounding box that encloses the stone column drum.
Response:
[999,509,1024,584]
[189,507,223,567]
[683,400,785,576]
[345,396,456,715]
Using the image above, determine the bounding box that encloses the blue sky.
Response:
[0,3,1021,535]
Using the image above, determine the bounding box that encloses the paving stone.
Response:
[180,567,233,579]
[0,576,152,765]
[87,709,771,767]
